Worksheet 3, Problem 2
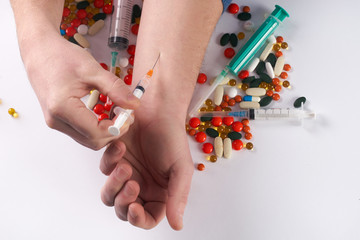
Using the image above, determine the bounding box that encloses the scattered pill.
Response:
[229,33,238,47]
[195,131,207,143]
[189,117,201,128]
[211,117,222,127]
[231,121,243,132]
[223,117,234,126]
[237,32,245,40]
[119,57,129,68]
[259,96,272,107]
[214,85,224,106]
[280,72,288,79]
[259,42,273,61]
[267,35,277,44]
[197,73,207,84]
[232,139,243,150]
[282,80,290,88]
[237,12,251,21]
[242,6,251,13]
[243,95,260,102]
[274,56,285,77]
[197,163,205,171]
[245,87,266,97]
[239,101,260,109]
[220,33,230,46]
[228,3,240,14]
[87,90,100,109]
[246,58,259,73]
[88,19,105,36]
[294,97,306,108]
[73,33,90,48]
[266,53,277,68]
[255,61,266,74]
[224,48,235,58]
[225,87,238,98]
[265,62,275,78]
[243,21,255,32]
[228,131,242,140]
[246,142,254,150]
[223,138,232,158]
[214,137,223,157]
[283,64,292,71]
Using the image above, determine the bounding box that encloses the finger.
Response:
[113,180,140,221]
[101,163,132,206]
[85,66,140,110]
[128,202,166,230]
[100,140,127,175]
[166,162,194,230]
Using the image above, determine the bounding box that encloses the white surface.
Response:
[1,0,360,239]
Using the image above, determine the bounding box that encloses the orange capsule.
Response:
[245,132,252,140]
[283,64,291,71]
[243,125,251,133]
[273,44,281,52]
[197,163,205,171]
[242,6,250,13]
[228,99,236,106]
[234,95,242,102]
[214,106,222,111]
[274,84,282,92]
[275,51,283,58]
[272,78,280,85]
[220,101,228,108]
[127,68,133,75]
[276,36,284,43]
[280,72,288,79]
[223,95,230,102]
[272,93,280,101]
[241,118,249,126]
[266,90,273,97]
[189,129,196,136]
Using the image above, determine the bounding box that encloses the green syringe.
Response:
[188,5,290,117]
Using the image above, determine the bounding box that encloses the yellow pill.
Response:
[200,107,207,112]
[135,17,141,25]
[0,98,2,104]
[8,108,15,115]
[205,99,213,106]
[228,79,237,86]
[115,67,121,77]
[209,155,217,162]
[13,112,19,118]
[237,32,245,40]
[85,6,93,13]
[92,8,100,15]
[88,19,95,26]
[69,4,77,12]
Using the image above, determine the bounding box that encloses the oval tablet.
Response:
[214,85,224,106]
[86,89,100,110]
[246,57,259,72]
[245,87,266,97]
[88,19,105,36]
[73,33,90,48]
[265,62,275,78]
[260,42,273,61]
[214,137,223,158]
[274,56,285,77]
[223,138,232,159]
[239,101,260,109]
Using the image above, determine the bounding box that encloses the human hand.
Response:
[22,34,140,149]
[99,115,194,230]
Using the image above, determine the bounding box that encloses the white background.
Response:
[1,0,360,239]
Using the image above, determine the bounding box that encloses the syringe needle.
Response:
[151,54,160,70]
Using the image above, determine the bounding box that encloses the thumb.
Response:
[166,162,194,230]
[86,66,140,109]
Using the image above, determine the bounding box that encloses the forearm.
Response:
[133,0,222,120]
[10,0,64,64]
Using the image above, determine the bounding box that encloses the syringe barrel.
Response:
[108,0,133,50]
[228,5,289,75]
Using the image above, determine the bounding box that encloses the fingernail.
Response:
[128,207,137,219]
[111,144,122,155]
[116,166,129,178]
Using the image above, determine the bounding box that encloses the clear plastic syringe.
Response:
[108,54,160,136]
[197,108,316,121]
[108,0,133,50]
[188,5,290,117]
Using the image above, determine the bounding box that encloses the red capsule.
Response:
[243,125,251,133]
[245,132,252,140]
[131,24,139,35]
[103,4,113,14]
[100,63,108,70]
[238,70,249,79]
[202,143,214,154]
[189,117,201,128]
[93,104,105,114]
[71,18,81,28]
[197,163,205,171]
[224,48,235,58]
[197,73,207,84]
[232,139,243,150]
[272,93,280,101]
[195,132,207,143]
[211,117,222,127]
[94,0,104,8]
[228,98,236,106]
[98,113,109,121]
[65,26,77,37]
[63,7,71,17]
[232,121,243,132]
[228,3,240,14]
[76,9,87,19]
[104,102,113,111]
[223,116,234,126]
[99,94,107,103]
[124,74,132,85]
[129,55,134,65]
[241,118,249,126]
[127,45,136,56]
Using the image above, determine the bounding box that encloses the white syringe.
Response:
[108,54,160,136]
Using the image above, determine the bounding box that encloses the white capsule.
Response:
[88,19,105,36]
[243,95,261,102]
[223,138,232,159]
[265,62,275,78]
[214,85,224,106]
[245,87,266,97]
[267,35,277,44]
[260,42,274,61]
[243,21,255,32]
[274,56,285,77]
[225,87,238,98]
[246,57,260,73]
[214,137,223,158]
[239,101,260,109]
[86,89,100,110]
[118,57,129,68]
[77,24,88,35]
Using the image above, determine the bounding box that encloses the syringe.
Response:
[108,0,133,50]
[197,108,316,121]
[108,54,161,136]
[188,5,289,117]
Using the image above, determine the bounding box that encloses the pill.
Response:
[214,137,223,158]
[243,21,254,32]
[88,19,105,36]
[266,53,277,68]
[77,24,88,35]
[274,56,285,76]
[232,139,243,150]
[93,13,106,21]
[294,96,306,108]
[259,42,273,61]
[259,96,273,107]
[267,35,277,44]
[197,163,205,171]
[237,12,251,21]
[246,57,259,72]
[119,57,129,68]
[239,101,260,109]
[206,128,219,138]
[223,138,232,159]
[227,132,242,140]
[87,89,100,109]
[214,85,224,106]
[243,95,260,102]
[255,61,266,75]
[265,62,275,78]
[76,1,90,9]
[225,87,238,98]
[249,78,261,88]
[229,33,238,47]
[242,76,255,84]
[258,73,272,84]
[73,33,90,48]
[245,87,266,96]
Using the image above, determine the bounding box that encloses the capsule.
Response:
[243,95,261,102]
[267,34,277,44]
[259,42,273,61]
[88,19,105,36]
[214,136,223,158]
[223,138,232,159]
[245,87,266,97]
[86,89,100,109]
[214,85,224,106]
[246,57,260,73]
[265,62,275,78]
[239,101,260,109]
[73,33,90,48]
[274,56,285,77]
